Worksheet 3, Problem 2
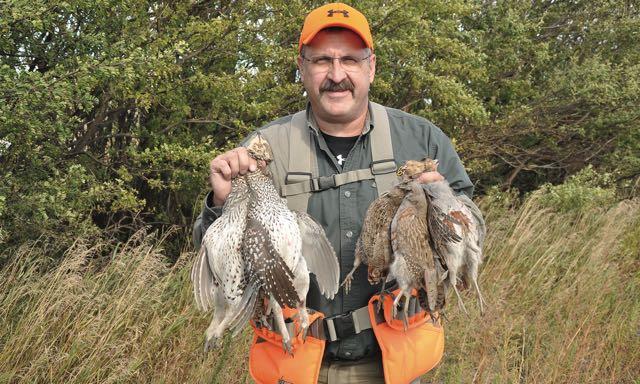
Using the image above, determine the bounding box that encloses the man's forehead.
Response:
[305,28,368,53]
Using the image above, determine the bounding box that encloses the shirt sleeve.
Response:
[428,125,474,199]
[427,123,485,245]
[192,191,223,250]
[192,133,260,250]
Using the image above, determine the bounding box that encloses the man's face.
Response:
[298,29,376,125]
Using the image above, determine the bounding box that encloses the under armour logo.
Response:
[278,377,293,384]
[327,9,349,17]
[336,154,346,165]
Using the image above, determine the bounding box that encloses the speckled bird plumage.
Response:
[342,185,406,293]
[192,136,339,354]
[389,180,442,326]
[242,136,339,353]
[341,160,434,293]
[191,176,251,351]
[423,171,486,314]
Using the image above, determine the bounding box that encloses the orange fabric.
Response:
[368,289,445,384]
[299,3,374,52]
[249,308,326,384]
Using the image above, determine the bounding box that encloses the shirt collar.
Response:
[305,101,374,136]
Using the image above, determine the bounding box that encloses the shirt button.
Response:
[344,191,351,198]
[345,231,353,239]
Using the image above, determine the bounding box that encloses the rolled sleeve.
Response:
[193,191,223,250]
[429,126,474,199]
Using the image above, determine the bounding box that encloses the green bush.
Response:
[538,165,617,212]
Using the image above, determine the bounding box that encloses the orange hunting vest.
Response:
[248,289,444,384]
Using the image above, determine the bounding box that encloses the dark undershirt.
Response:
[321,132,359,168]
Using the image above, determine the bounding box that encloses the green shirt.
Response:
[194,102,482,360]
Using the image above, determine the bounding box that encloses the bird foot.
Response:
[260,315,273,331]
[203,336,222,353]
[282,339,294,356]
[376,297,384,313]
[340,274,355,295]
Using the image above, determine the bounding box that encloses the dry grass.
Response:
[1,194,639,383]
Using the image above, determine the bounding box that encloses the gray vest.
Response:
[253,101,398,211]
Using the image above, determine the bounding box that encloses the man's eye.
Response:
[341,57,358,65]
[313,57,332,65]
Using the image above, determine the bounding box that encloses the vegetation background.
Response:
[0,0,638,383]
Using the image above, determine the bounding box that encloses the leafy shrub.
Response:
[538,165,617,212]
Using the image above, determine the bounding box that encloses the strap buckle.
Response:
[312,174,337,191]
[323,306,372,342]
[371,159,397,175]
[285,171,312,185]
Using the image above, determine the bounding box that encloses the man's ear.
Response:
[369,53,376,83]
[297,56,305,82]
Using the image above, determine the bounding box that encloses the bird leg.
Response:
[255,295,273,330]
[391,290,410,331]
[203,288,227,352]
[452,283,469,315]
[402,291,412,331]
[270,300,293,355]
[473,278,486,315]
[297,300,310,342]
[376,281,388,313]
[340,254,361,295]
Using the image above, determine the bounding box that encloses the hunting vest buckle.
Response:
[370,159,397,175]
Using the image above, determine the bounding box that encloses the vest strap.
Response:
[369,102,397,194]
[282,102,398,212]
[285,111,317,212]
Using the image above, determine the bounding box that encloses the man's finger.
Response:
[211,159,232,180]
[417,171,444,184]
[237,148,251,175]
[227,151,240,178]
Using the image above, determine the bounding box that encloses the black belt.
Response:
[257,296,426,342]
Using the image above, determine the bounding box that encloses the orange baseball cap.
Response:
[299,3,373,53]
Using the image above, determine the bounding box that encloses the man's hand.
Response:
[209,147,257,206]
[416,171,444,184]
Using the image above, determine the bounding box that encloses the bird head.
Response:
[246,135,273,165]
[368,267,387,285]
[420,157,439,172]
[396,159,428,181]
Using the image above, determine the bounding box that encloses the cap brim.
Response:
[299,22,373,52]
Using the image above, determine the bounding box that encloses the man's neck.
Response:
[313,106,368,138]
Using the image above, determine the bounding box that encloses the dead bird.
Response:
[241,136,339,354]
[388,180,441,328]
[340,160,433,294]
[421,158,486,314]
[191,175,251,352]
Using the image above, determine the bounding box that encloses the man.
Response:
[193,3,483,383]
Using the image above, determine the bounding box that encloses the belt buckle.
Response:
[325,311,356,342]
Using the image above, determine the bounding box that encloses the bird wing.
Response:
[242,217,299,308]
[391,198,432,270]
[228,282,260,336]
[370,226,392,280]
[423,185,463,259]
[191,243,217,311]
[294,211,340,300]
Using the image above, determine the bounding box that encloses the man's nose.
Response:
[327,58,348,83]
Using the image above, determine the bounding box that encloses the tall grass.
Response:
[1,194,638,383]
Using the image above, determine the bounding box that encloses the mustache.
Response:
[320,79,354,93]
